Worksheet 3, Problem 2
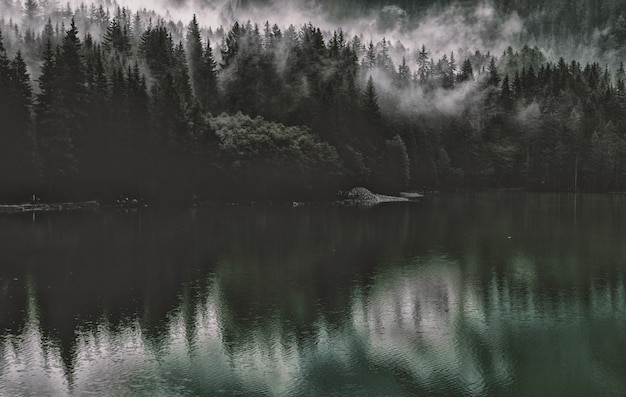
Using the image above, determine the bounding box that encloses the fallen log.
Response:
[0,201,99,214]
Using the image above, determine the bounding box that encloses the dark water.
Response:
[1,193,625,396]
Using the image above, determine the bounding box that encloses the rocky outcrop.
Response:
[340,187,409,205]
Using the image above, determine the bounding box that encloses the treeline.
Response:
[1,3,626,202]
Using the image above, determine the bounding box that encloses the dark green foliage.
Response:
[363,76,380,118]
[458,59,473,82]
[103,16,131,56]
[416,44,430,83]
[38,18,86,190]
[1,5,626,202]
[500,74,513,110]
[209,113,342,199]
[0,32,35,198]
[186,15,218,112]
[486,57,501,87]
[371,135,410,192]
[139,23,174,84]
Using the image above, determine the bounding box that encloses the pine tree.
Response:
[203,39,219,111]
[447,51,457,88]
[437,54,454,89]
[140,23,175,83]
[9,51,32,137]
[363,75,380,118]
[396,56,411,88]
[36,18,86,187]
[23,0,39,25]
[41,18,55,50]
[617,61,626,84]
[486,57,500,87]
[36,39,56,120]
[127,62,150,140]
[364,40,376,70]
[376,37,393,74]
[500,74,513,110]
[0,29,11,122]
[186,15,204,104]
[173,41,193,109]
[416,44,430,84]
[513,70,522,100]
[103,17,131,56]
[221,21,240,68]
[0,31,33,192]
[151,73,187,144]
[457,59,473,82]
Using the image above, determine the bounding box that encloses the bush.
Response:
[208,112,343,199]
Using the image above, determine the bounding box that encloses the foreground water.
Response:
[1,193,625,396]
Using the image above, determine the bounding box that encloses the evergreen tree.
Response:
[36,18,86,190]
[221,21,240,69]
[9,51,32,138]
[364,40,376,70]
[0,29,11,123]
[486,57,500,87]
[139,23,175,83]
[416,44,430,83]
[363,75,380,118]
[103,16,131,56]
[0,32,34,193]
[185,15,218,112]
[396,56,411,88]
[447,52,457,87]
[173,41,193,108]
[457,59,473,82]
[186,15,205,105]
[500,74,513,110]
[513,70,522,100]
[202,39,218,111]
[23,0,39,25]
[151,73,187,143]
[376,37,393,75]
[35,39,56,121]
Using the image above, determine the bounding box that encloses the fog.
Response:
[106,0,525,63]
[2,0,622,119]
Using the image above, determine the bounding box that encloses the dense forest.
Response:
[1,0,626,202]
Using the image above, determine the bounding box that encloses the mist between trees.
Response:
[1,0,626,203]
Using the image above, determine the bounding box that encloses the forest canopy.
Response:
[0,0,626,202]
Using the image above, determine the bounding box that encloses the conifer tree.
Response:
[23,0,39,25]
[0,29,11,124]
[487,57,501,87]
[0,32,33,191]
[416,44,430,84]
[363,75,380,118]
[173,41,193,108]
[9,51,32,137]
[221,21,240,68]
[364,40,376,70]
[202,39,219,112]
[513,70,522,100]
[500,74,513,110]
[396,56,411,88]
[458,59,473,82]
[186,15,205,103]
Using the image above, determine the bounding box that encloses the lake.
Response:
[1,193,625,396]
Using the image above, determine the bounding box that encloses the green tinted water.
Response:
[1,193,625,396]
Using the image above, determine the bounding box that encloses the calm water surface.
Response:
[1,193,625,396]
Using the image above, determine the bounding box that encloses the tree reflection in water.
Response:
[1,194,626,396]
